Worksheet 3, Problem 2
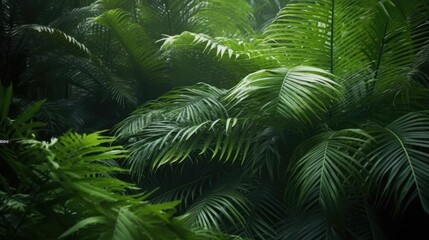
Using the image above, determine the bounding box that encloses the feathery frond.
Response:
[369,111,429,213]
[227,66,341,127]
[95,9,164,76]
[288,129,371,211]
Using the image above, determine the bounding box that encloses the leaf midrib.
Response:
[319,132,335,208]
[276,68,293,115]
[385,127,423,204]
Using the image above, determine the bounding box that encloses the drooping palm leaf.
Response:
[369,111,429,213]
[95,9,165,77]
[161,31,279,76]
[227,66,341,127]
[288,129,371,211]
[115,83,228,138]
[239,180,286,240]
[181,174,250,230]
[16,24,97,62]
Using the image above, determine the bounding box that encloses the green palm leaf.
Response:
[345,195,386,240]
[139,0,254,37]
[115,83,227,138]
[182,179,250,230]
[288,129,371,211]
[95,9,164,76]
[227,66,341,127]
[127,117,256,171]
[16,24,97,62]
[137,161,226,208]
[161,31,279,74]
[263,0,371,74]
[369,111,429,213]
[367,1,429,97]
[240,180,286,239]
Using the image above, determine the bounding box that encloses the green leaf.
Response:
[369,111,429,213]
[289,129,371,211]
[95,9,164,76]
[59,216,108,239]
[227,66,341,127]
[15,100,46,123]
[17,24,96,62]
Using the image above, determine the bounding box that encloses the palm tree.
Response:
[116,0,429,239]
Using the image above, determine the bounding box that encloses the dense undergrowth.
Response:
[1,0,429,239]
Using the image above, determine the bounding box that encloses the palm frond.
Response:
[49,3,103,30]
[369,111,429,213]
[95,0,135,11]
[162,32,240,60]
[137,161,225,209]
[226,66,341,128]
[239,180,286,240]
[126,117,256,172]
[16,24,97,62]
[263,0,371,74]
[115,84,255,174]
[115,83,227,138]
[161,31,279,72]
[134,162,281,237]
[358,0,429,98]
[137,0,191,37]
[95,9,165,76]
[189,0,254,36]
[288,129,371,211]
[60,204,196,240]
[101,72,138,107]
[182,175,250,231]
[250,0,291,32]
[345,195,386,240]
[13,130,199,240]
[138,0,253,38]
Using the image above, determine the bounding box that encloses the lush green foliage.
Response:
[0,85,202,239]
[1,0,271,133]
[1,0,429,239]
[116,0,429,239]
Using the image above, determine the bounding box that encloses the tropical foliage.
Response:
[1,0,429,239]
[0,0,266,133]
[115,0,429,239]
[0,85,201,240]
